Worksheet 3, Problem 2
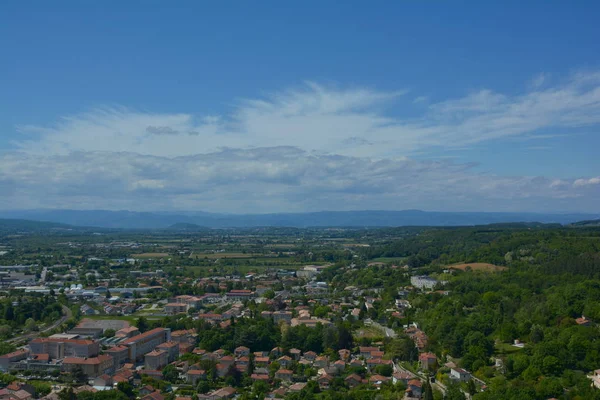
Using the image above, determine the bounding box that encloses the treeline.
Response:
[362,226,600,273]
[0,294,62,330]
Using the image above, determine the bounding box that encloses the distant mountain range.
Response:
[569,219,600,227]
[0,218,74,233]
[0,209,598,229]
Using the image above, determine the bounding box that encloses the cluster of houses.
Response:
[185,344,425,398]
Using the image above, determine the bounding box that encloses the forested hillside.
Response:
[348,226,600,399]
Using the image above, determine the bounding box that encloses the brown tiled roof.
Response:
[30,338,96,345]
[63,355,112,365]
[122,328,167,345]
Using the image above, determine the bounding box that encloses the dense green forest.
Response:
[357,226,600,399]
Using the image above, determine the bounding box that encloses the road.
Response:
[8,305,72,344]
[368,319,397,338]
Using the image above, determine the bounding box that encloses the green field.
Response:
[495,341,524,356]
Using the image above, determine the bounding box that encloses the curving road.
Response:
[7,305,72,344]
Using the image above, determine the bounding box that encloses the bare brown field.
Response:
[449,262,507,272]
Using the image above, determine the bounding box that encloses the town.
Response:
[0,223,599,400]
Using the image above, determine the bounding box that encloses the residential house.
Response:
[317,374,334,390]
[288,383,306,393]
[234,346,250,358]
[345,374,363,389]
[314,356,329,369]
[303,351,317,362]
[187,369,206,386]
[406,379,422,398]
[333,360,346,372]
[392,371,413,385]
[164,303,188,316]
[419,352,437,370]
[450,367,472,382]
[138,386,156,396]
[277,356,292,368]
[250,374,269,382]
[369,374,391,388]
[338,349,350,361]
[141,391,164,400]
[270,347,283,358]
[275,369,293,381]
[576,316,592,326]
[589,369,600,389]
[255,357,270,368]
[289,349,302,360]
[359,347,379,359]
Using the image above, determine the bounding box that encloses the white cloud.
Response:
[574,177,600,187]
[529,72,548,89]
[0,148,597,213]
[3,73,600,212]
[14,72,600,159]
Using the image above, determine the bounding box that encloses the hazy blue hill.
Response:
[0,209,598,229]
[569,219,600,227]
[0,218,74,232]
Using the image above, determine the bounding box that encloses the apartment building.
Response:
[121,328,171,361]
[29,338,99,359]
[63,355,114,377]
[104,345,129,367]
[144,350,168,370]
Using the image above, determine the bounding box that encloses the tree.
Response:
[137,316,149,333]
[196,381,210,394]
[444,383,466,400]
[71,365,88,384]
[467,379,476,395]
[24,318,38,332]
[423,380,434,400]
[116,382,134,398]
[162,364,178,383]
[103,329,116,338]
[225,364,242,387]
[31,381,52,397]
[374,364,393,377]
[58,387,76,400]
[4,303,14,321]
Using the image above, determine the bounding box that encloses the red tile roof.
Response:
[122,328,167,345]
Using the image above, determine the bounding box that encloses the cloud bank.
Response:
[2,72,600,213]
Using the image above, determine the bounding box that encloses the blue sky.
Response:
[1,1,599,213]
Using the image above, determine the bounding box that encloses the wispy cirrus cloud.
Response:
[14,72,600,158]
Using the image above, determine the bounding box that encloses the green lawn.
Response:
[495,341,524,356]
[84,315,140,324]
[369,257,406,264]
